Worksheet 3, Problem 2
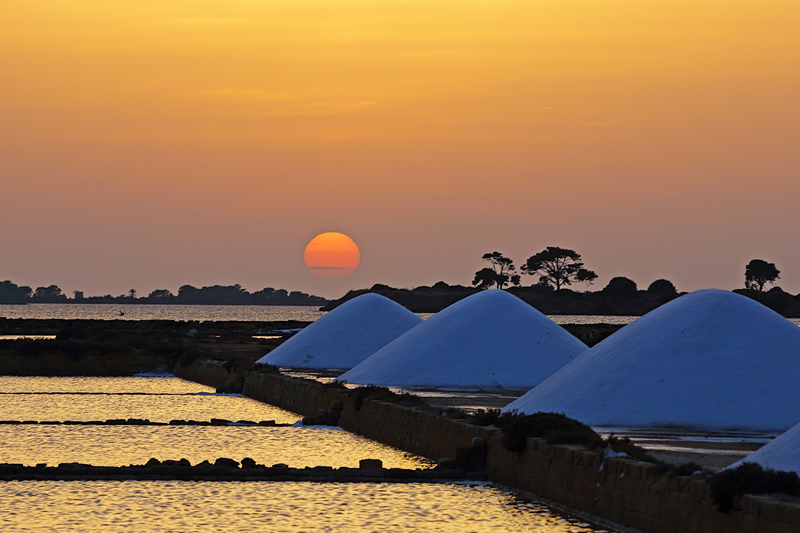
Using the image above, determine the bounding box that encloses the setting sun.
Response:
[304,232,360,278]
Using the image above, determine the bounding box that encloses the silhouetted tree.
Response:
[647,279,677,297]
[603,277,638,300]
[128,289,137,299]
[0,281,32,304]
[32,285,67,303]
[521,247,597,290]
[147,289,175,301]
[177,285,199,302]
[472,252,520,290]
[472,268,504,290]
[745,259,780,292]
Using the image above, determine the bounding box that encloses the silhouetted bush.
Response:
[351,385,426,410]
[603,277,638,300]
[498,412,604,452]
[709,463,800,512]
[321,380,347,390]
[647,279,678,297]
[605,435,661,464]
[443,407,468,419]
[470,409,502,426]
[248,362,281,375]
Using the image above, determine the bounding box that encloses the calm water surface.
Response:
[0,376,604,532]
[0,304,326,322]
[0,390,299,424]
[0,377,426,469]
[0,482,599,532]
[0,376,208,394]
[0,425,431,469]
[4,302,800,327]
[0,302,641,324]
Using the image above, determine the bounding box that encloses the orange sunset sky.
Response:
[1,1,798,299]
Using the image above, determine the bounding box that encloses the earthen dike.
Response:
[173,358,800,533]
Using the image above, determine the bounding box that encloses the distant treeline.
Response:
[0,281,327,306]
[322,280,800,318]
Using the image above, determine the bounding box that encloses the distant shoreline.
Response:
[1,302,323,307]
[322,283,800,318]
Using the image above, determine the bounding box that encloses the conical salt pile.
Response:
[729,421,800,475]
[337,289,587,389]
[503,289,800,431]
[256,293,422,370]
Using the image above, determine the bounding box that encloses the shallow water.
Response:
[0,376,209,394]
[0,425,431,469]
[0,377,435,469]
[0,481,598,533]
[0,304,325,322]
[0,390,300,424]
[0,376,603,532]
[3,303,800,327]
[0,302,641,324]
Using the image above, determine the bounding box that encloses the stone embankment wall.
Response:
[489,439,800,533]
[175,359,242,390]
[175,360,800,533]
[0,352,171,376]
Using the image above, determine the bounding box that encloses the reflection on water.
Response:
[0,376,603,532]
[0,376,210,394]
[0,377,430,470]
[3,303,800,327]
[0,425,432,469]
[0,391,300,424]
[0,335,56,340]
[0,304,326,322]
[0,481,599,533]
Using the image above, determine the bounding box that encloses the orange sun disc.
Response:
[304,232,360,278]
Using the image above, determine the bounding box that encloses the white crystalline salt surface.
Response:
[730,420,800,475]
[337,289,588,390]
[255,294,422,370]
[503,289,800,431]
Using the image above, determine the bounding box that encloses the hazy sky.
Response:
[2,0,799,299]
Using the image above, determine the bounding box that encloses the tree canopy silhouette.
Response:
[602,276,638,300]
[472,252,520,290]
[647,279,677,297]
[32,285,67,303]
[0,280,32,304]
[521,247,597,290]
[745,259,780,292]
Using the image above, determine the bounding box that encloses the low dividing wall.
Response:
[176,361,800,533]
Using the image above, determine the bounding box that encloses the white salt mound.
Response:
[729,420,800,476]
[255,293,422,370]
[503,289,800,431]
[337,289,588,389]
